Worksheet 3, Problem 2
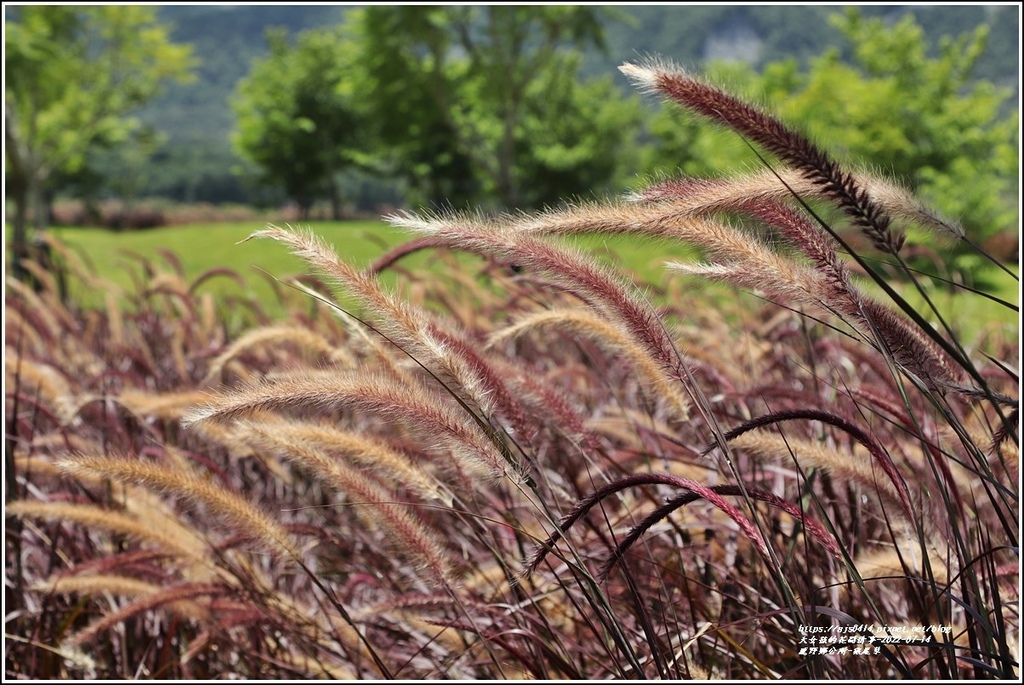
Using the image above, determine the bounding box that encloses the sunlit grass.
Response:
[45,221,696,311]
[48,221,401,317]
[42,220,1018,340]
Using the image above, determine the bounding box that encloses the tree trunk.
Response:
[29,172,49,230]
[497,110,518,210]
[328,172,342,221]
[5,163,36,282]
[5,110,32,281]
[7,177,30,281]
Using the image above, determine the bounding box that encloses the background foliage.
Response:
[232,26,364,219]
[5,4,1019,263]
[640,9,1019,266]
[4,5,194,273]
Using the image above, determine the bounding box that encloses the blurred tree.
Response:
[5,5,194,276]
[353,7,480,210]
[231,27,366,219]
[354,5,640,211]
[513,53,642,208]
[640,8,1018,267]
[782,10,1018,244]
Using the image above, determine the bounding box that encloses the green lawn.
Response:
[40,220,1019,341]
[44,220,702,310]
[48,221,403,316]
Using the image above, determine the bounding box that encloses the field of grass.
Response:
[38,220,705,330]
[48,221,393,315]
[7,64,1018,679]
[6,65,1015,679]
[46,219,1018,341]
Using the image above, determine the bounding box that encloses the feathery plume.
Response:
[117,389,215,422]
[61,582,222,647]
[664,250,962,391]
[4,356,78,423]
[58,454,300,560]
[527,473,774,576]
[243,421,459,588]
[236,415,450,504]
[184,370,518,483]
[491,308,689,422]
[35,575,212,625]
[630,167,962,239]
[728,431,911,514]
[703,408,914,517]
[599,483,843,580]
[852,544,950,587]
[202,324,352,385]
[7,500,209,561]
[385,212,695,407]
[251,225,526,427]
[620,60,904,254]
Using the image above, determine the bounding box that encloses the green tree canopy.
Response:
[231,26,365,219]
[640,8,1018,267]
[5,5,194,273]
[354,5,641,211]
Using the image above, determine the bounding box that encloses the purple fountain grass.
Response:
[466,163,964,395]
[202,324,352,385]
[599,483,844,581]
[658,199,964,392]
[491,307,691,423]
[619,59,905,255]
[57,453,301,560]
[236,414,450,504]
[738,198,965,391]
[183,368,521,484]
[701,407,914,518]
[368,235,456,274]
[726,431,912,516]
[629,167,963,240]
[250,227,493,412]
[7,56,1017,679]
[386,212,696,418]
[527,472,779,575]
[665,255,964,392]
[489,355,604,459]
[241,419,459,589]
[251,225,534,444]
[620,59,1007,410]
[60,582,224,647]
[7,500,209,563]
[424,322,533,441]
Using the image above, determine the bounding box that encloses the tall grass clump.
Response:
[6,60,1018,679]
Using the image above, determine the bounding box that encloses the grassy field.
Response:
[45,220,1018,342]
[9,62,1017,679]
[49,221,393,312]
[12,217,1017,679]
[43,220,702,319]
